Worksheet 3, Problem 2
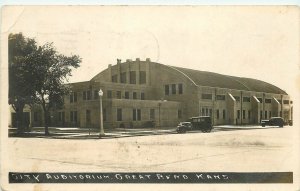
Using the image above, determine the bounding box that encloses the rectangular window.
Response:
[125,91,129,99]
[133,109,137,121]
[58,112,62,121]
[206,108,208,116]
[34,112,38,122]
[223,110,226,119]
[265,111,268,119]
[70,93,74,102]
[70,92,77,103]
[243,97,250,102]
[209,109,212,117]
[86,90,91,100]
[150,109,155,120]
[178,84,183,94]
[74,111,77,122]
[248,110,251,119]
[216,95,226,101]
[137,109,141,121]
[133,92,137,99]
[216,109,219,119]
[233,96,240,102]
[280,111,282,117]
[202,94,212,100]
[265,99,272,103]
[243,110,245,119]
[237,110,240,119]
[165,85,169,95]
[257,98,262,103]
[74,92,77,102]
[70,111,77,122]
[70,111,73,121]
[83,91,86,100]
[202,108,205,115]
[117,108,122,121]
[178,110,182,119]
[269,111,272,118]
[260,110,263,120]
[120,72,127,83]
[139,71,146,84]
[86,110,91,123]
[116,91,121,99]
[133,109,141,121]
[283,100,289,104]
[141,92,145,100]
[130,71,136,84]
[172,84,176,94]
[107,90,112,98]
[94,90,99,99]
[112,74,118,83]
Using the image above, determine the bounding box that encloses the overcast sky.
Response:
[3,6,299,98]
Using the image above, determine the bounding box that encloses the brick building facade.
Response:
[26,58,293,129]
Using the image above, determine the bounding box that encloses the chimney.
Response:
[136,58,140,61]
[108,64,112,68]
[146,58,151,62]
[126,59,132,62]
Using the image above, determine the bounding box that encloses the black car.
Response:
[190,116,213,133]
[261,117,284,127]
[176,122,192,133]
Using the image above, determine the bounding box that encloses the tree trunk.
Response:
[43,110,50,136]
[41,97,50,136]
[15,104,25,134]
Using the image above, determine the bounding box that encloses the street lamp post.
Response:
[98,89,105,138]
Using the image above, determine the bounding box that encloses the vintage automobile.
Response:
[261,117,284,127]
[176,122,193,133]
[190,116,213,133]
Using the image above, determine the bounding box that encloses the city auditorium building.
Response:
[30,58,293,129]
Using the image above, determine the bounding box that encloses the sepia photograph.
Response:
[1,5,299,191]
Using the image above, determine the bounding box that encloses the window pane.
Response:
[120,72,126,83]
[216,95,225,101]
[74,92,77,102]
[133,92,137,99]
[265,99,272,103]
[141,92,145,100]
[112,74,118,83]
[178,84,183,94]
[130,71,136,84]
[94,90,99,99]
[137,109,141,121]
[125,92,129,99]
[150,109,155,120]
[133,109,136,121]
[243,97,250,102]
[165,85,169,95]
[202,94,212,100]
[139,71,146,84]
[172,84,176,94]
[116,91,121,99]
[83,91,86,100]
[117,108,122,121]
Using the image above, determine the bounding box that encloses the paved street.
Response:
[3,125,299,191]
[9,125,279,139]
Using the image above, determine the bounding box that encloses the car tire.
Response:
[262,124,265,127]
